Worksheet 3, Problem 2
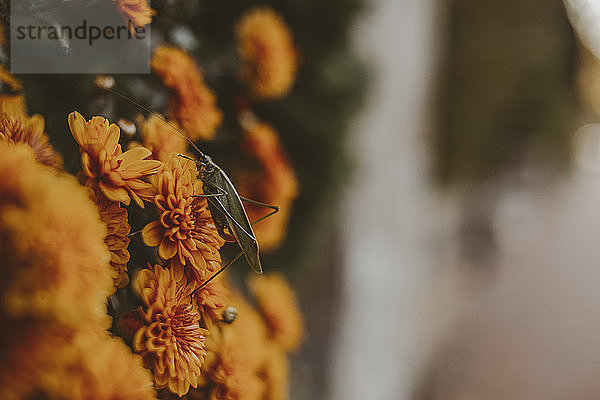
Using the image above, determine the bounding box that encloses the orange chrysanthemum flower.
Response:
[1,329,156,400]
[237,7,298,99]
[237,120,298,250]
[152,46,223,141]
[140,114,188,162]
[0,143,113,329]
[0,65,22,93]
[142,155,224,282]
[43,332,156,400]
[113,0,155,28]
[0,321,75,400]
[133,265,209,396]
[198,294,269,400]
[68,111,161,207]
[207,341,265,400]
[0,113,62,169]
[248,273,304,352]
[261,344,290,400]
[89,188,131,288]
[0,94,26,115]
[194,276,230,322]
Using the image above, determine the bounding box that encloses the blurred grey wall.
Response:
[328,0,441,399]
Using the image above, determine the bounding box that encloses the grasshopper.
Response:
[101,85,279,290]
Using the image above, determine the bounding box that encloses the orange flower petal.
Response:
[142,221,162,247]
[119,159,161,179]
[81,152,96,178]
[68,111,87,147]
[28,114,45,134]
[158,239,178,260]
[99,180,130,205]
[105,122,121,154]
[129,188,145,208]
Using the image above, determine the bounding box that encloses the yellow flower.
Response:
[237,7,298,99]
[113,0,155,27]
[0,143,113,329]
[248,273,304,352]
[142,155,224,282]
[0,113,62,169]
[133,265,209,396]
[68,111,161,207]
[152,46,223,141]
[89,187,131,288]
[140,113,188,162]
[236,120,298,250]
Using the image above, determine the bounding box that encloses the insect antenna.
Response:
[93,84,206,159]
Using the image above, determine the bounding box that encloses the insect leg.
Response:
[239,196,280,226]
[191,185,228,198]
[191,193,227,198]
[177,153,197,162]
[127,229,143,238]
[251,208,279,226]
[206,196,255,241]
[190,248,248,296]
[240,196,280,211]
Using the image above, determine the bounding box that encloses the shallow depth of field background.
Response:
[305,0,600,399]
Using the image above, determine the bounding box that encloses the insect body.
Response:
[96,85,277,285]
[194,153,262,274]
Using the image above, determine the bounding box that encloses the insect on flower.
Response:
[100,85,279,289]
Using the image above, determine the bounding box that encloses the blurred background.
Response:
[328,0,600,399]
[9,0,600,398]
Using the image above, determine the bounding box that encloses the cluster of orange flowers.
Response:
[0,110,155,400]
[0,95,305,398]
[1,3,305,398]
[149,33,299,249]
